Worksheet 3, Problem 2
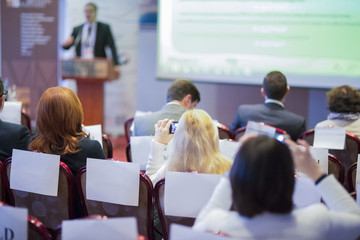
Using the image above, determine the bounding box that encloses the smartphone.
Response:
[169,121,179,134]
[275,133,290,143]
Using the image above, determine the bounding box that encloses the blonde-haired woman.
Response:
[29,87,105,175]
[146,109,231,184]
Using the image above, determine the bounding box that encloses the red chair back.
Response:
[4,159,76,231]
[77,166,154,240]
[328,154,345,184]
[216,123,234,140]
[154,179,195,240]
[124,117,134,144]
[102,134,113,159]
[348,162,357,193]
[21,110,31,133]
[301,129,360,191]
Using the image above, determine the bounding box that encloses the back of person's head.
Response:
[29,87,86,155]
[262,71,288,100]
[230,135,294,218]
[166,79,200,103]
[327,85,360,113]
[168,109,230,174]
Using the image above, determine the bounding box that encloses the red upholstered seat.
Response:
[4,159,76,231]
[77,164,154,240]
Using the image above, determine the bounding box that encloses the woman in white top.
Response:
[316,85,360,138]
[193,135,360,240]
[145,109,231,185]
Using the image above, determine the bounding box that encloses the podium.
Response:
[61,58,119,126]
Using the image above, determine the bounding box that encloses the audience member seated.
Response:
[0,78,30,161]
[193,135,360,239]
[146,109,231,185]
[316,85,360,139]
[29,87,105,175]
[133,79,200,136]
[230,71,306,141]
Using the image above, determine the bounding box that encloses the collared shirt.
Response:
[265,99,284,108]
[81,22,97,58]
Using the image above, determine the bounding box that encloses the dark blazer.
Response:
[133,103,187,136]
[0,119,30,161]
[60,137,106,176]
[231,103,306,141]
[65,21,119,65]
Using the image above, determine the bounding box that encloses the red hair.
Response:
[29,87,86,154]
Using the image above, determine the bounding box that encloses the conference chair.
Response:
[328,154,345,185]
[102,134,113,159]
[77,166,154,240]
[154,178,196,240]
[52,215,148,240]
[347,162,357,194]
[4,159,76,232]
[21,110,31,132]
[124,117,134,144]
[233,124,288,141]
[301,129,360,191]
[126,142,132,162]
[0,161,4,202]
[216,122,234,140]
[0,201,52,240]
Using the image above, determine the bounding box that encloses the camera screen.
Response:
[169,122,179,134]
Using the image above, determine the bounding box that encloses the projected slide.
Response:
[157,0,360,88]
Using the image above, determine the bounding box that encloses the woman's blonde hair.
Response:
[29,87,86,155]
[167,109,231,174]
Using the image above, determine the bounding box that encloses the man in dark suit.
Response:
[0,79,30,161]
[62,2,120,72]
[133,79,200,136]
[230,71,306,140]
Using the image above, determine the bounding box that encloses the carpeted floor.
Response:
[108,135,128,161]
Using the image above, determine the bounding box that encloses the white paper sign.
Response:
[62,217,138,240]
[86,159,140,206]
[356,155,360,207]
[0,205,28,240]
[0,101,22,124]
[10,149,60,196]
[130,136,154,170]
[313,127,346,150]
[83,124,103,148]
[245,121,276,137]
[309,148,329,174]
[293,177,321,209]
[219,140,240,161]
[170,224,229,240]
[165,171,222,218]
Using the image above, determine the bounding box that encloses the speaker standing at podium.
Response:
[62,2,120,74]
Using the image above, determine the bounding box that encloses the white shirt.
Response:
[81,22,97,58]
[265,99,284,108]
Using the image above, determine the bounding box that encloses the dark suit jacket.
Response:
[65,21,119,65]
[231,103,306,141]
[0,120,30,161]
[60,137,105,176]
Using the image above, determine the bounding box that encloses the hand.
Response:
[285,139,326,182]
[154,119,174,145]
[113,65,121,79]
[62,36,74,48]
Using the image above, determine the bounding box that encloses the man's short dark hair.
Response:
[167,79,200,103]
[0,78,4,97]
[230,135,294,218]
[263,71,288,100]
[86,2,98,12]
[327,85,360,113]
